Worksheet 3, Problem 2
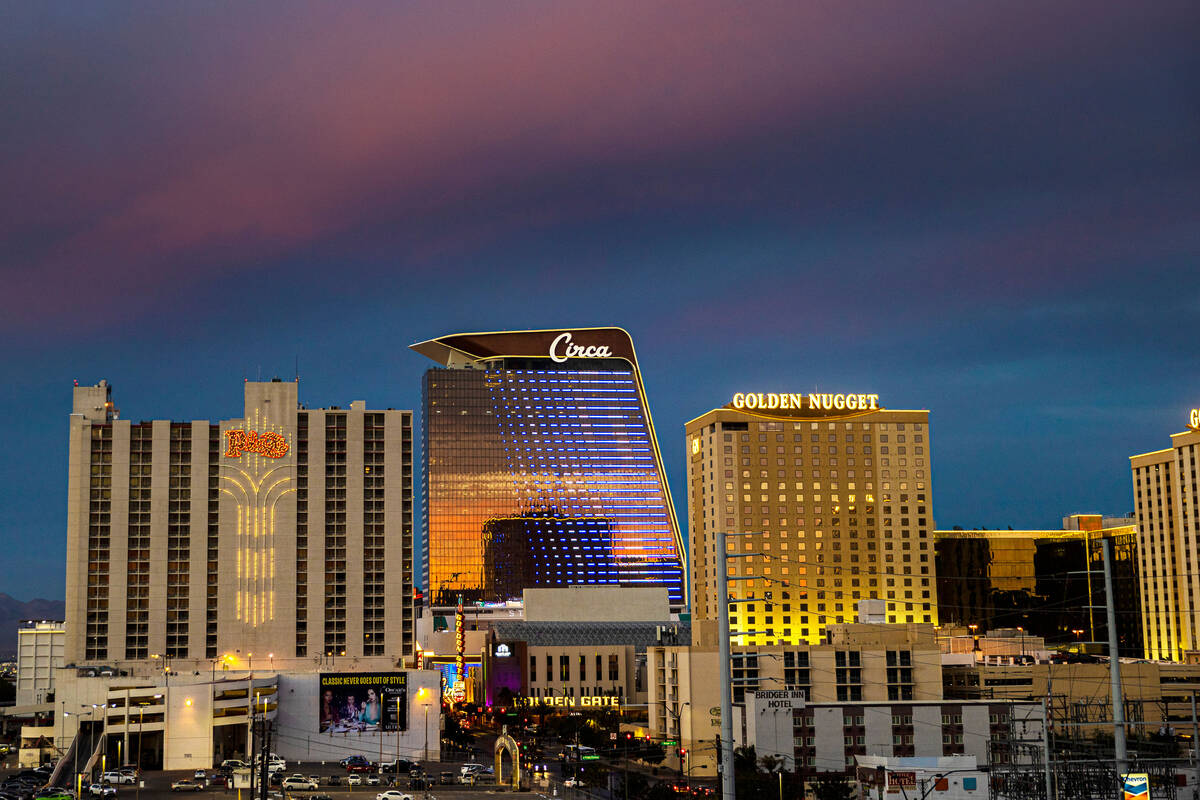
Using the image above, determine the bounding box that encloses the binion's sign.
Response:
[224,429,289,458]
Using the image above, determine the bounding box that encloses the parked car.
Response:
[281,777,317,791]
[207,776,228,789]
[439,773,455,785]
[346,763,374,773]
[192,772,207,783]
[364,776,380,787]
[459,764,485,777]
[99,775,130,787]
[325,776,342,787]
[563,778,585,788]
[375,792,412,800]
[339,756,369,767]
[87,785,116,798]
[346,775,362,787]
[169,781,201,792]
[221,760,247,770]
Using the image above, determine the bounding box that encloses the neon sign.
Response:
[731,392,879,412]
[1189,408,1200,430]
[225,430,289,458]
[549,332,612,363]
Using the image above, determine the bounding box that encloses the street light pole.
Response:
[716,528,735,800]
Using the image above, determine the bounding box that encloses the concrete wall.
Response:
[523,587,670,622]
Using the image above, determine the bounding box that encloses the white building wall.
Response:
[813,707,844,772]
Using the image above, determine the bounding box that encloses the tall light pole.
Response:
[400,695,410,772]
[716,528,734,800]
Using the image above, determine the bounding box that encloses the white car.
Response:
[563,778,585,787]
[459,763,486,776]
[89,785,117,798]
[375,792,412,800]
[281,776,317,791]
[221,760,247,770]
[346,775,363,787]
[101,773,134,785]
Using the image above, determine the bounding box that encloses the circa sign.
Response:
[224,430,289,459]
[732,392,880,412]
[549,332,613,363]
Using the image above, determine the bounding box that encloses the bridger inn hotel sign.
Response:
[731,392,880,413]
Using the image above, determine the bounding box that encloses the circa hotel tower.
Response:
[413,328,687,610]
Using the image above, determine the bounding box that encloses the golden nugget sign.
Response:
[1190,408,1200,430]
[732,392,880,412]
[224,430,289,458]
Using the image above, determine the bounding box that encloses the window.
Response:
[579,654,587,682]
[530,656,537,683]
[609,654,620,681]
[560,655,570,682]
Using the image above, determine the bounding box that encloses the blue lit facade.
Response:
[414,328,687,611]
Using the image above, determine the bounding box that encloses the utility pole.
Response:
[1191,692,1198,766]
[716,528,735,800]
[1041,696,1053,800]
[1103,538,1127,787]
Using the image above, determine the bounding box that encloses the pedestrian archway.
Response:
[494,728,522,791]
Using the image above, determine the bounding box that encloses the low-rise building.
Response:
[943,660,1200,738]
[750,698,1043,779]
[16,621,64,706]
[649,620,944,776]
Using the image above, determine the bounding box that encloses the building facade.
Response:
[16,620,64,706]
[686,394,936,645]
[648,622,944,776]
[934,516,1143,657]
[64,379,415,672]
[1130,414,1200,661]
[413,328,687,609]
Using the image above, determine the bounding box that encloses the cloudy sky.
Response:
[1,2,1197,600]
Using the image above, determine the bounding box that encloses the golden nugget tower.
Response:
[686,391,937,645]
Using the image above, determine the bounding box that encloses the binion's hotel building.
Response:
[55,379,440,772]
[686,391,938,646]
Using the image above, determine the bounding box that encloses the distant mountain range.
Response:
[0,594,65,657]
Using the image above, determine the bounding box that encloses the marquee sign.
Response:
[516,695,621,709]
[731,392,879,412]
[224,429,289,458]
[1189,409,1200,431]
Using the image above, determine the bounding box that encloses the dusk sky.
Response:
[2,2,1197,601]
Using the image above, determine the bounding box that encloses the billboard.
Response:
[319,672,408,733]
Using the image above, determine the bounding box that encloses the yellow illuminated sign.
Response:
[517,695,621,709]
[225,430,289,458]
[732,392,879,412]
[1189,408,1200,430]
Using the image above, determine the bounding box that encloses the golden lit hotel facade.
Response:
[686,392,937,645]
[1130,408,1200,661]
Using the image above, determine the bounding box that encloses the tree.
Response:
[641,741,666,766]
